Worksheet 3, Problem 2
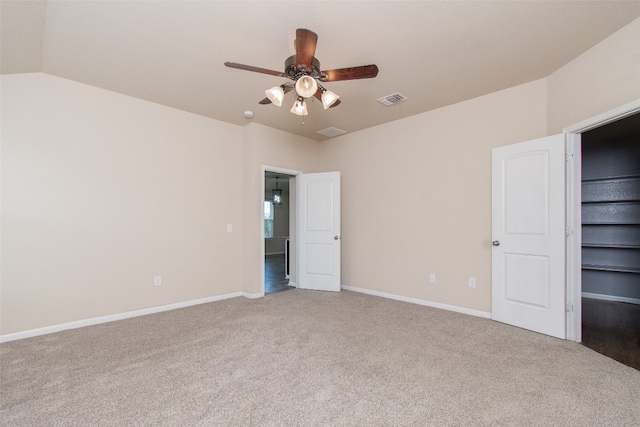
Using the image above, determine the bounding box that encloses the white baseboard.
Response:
[0,292,246,343]
[342,285,491,319]
[242,291,264,299]
[288,281,297,288]
[1,287,492,343]
[582,292,640,305]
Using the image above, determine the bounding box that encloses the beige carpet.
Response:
[1,289,639,426]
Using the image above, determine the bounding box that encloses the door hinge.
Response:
[565,153,574,161]
[565,303,574,313]
[565,227,573,237]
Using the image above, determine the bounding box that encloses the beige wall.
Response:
[1,73,244,334]
[314,16,640,314]
[241,123,321,295]
[547,17,640,133]
[317,80,548,313]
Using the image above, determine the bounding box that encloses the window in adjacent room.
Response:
[264,200,274,238]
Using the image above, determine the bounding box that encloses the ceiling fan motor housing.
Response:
[284,55,324,80]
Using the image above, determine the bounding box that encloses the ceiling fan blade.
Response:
[294,29,318,71]
[259,84,294,105]
[320,65,379,82]
[224,62,285,77]
[312,89,341,108]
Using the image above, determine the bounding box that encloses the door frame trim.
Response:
[261,165,302,296]
[564,98,640,342]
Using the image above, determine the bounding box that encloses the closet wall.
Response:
[581,114,640,302]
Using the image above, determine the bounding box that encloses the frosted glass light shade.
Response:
[290,98,308,116]
[321,90,340,109]
[295,76,318,98]
[265,86,285,106]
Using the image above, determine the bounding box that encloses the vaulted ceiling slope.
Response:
[2,1,640,141]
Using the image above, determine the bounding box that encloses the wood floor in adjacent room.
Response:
[582,297,640,370]
[264,254,292,294]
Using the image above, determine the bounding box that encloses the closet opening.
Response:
[579,113,640,370]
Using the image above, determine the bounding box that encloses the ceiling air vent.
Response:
[377,92,408,106]
[317,127,347,138]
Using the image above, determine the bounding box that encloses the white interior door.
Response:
[492,134,566,338]
[297,172,341,291]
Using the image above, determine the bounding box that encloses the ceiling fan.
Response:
[225,28,378,116]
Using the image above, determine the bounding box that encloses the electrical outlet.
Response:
[468,277,476,288]
[154,275,162,286]
[429,273,436,284]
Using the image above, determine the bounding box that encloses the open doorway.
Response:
[264,171,295,294]
[579,113,640,370]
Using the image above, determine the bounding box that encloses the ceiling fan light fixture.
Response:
[321,89,340,109]
[295,75,318,98]
[291,97,308,116]
[265,85,285,107]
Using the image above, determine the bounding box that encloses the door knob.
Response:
[334,236,340,240]
[492,240,500,246]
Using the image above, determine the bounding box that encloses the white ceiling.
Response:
[3,1,640,141]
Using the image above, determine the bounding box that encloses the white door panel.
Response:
[298,172,341,291]
[503,151,549,235]
[492,134,566,339]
